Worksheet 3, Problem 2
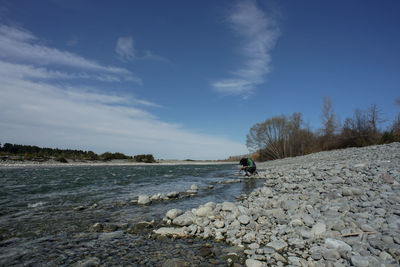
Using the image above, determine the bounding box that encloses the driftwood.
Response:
[341,231,378,237]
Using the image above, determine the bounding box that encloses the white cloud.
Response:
[0,61,247,159]
[0,24,142,84]
[115,36,170,63]
[115,36,135,61]
[212,0,280,96]
[0,24,247,159]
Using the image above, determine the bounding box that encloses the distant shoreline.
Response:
[0,159,237,168]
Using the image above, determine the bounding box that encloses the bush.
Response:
[56,157,68,163]
[134,154,155,163]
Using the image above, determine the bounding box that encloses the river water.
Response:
[0,164,263,266]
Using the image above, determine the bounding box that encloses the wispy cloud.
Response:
[212,0,280,97]
[115,36,135,61]
[0,25,142,84]
[115,35,170,63]
[66,35,79,47]
[0,24,246,159]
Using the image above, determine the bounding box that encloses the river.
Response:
[0,164,263,266]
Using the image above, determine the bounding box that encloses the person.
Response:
[239,157,257,176]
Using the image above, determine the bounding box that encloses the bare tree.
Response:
[367,104,385,137]
[320,96,339,149]
[246,113,315,161]
[321,96,338,136]
[396,97,400,106]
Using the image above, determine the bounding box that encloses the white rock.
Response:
[245,259,263,267]
[238,214,250,225]
[325,238,352,252]
[204,202,216,209]
[260,187,273,197]
[173,212,195,226]
[190,184,198,191]
[267,240,288,251]
[150,193,161,201]
[166,208,183,220]
[222,201,236,211]
[215,231,224,241]
[350,255,369,267]
[290,219,303,227]
[248,243,260,250]
[214,219,225,228]
[153,227,185,237]
[195,206,214,217]
[311,221,326,236]
[137,195,151,205]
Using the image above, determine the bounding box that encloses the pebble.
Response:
[153,143,400,266]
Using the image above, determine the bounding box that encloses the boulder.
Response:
[325,238,352,252]
[194,205,214,217]
[245,259,263,267]
[154,227,185,237]
[214,219,225,228]
[311,221,326,236]
[266,240,288,252]
[137,195,151,205]
[222,202,236,211]
[190,184,198,191]
[173,212,195,226]
[166,209,183,220]
[238,215,250,225]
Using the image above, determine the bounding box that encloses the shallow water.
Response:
[0,164,263,266]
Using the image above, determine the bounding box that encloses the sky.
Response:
[0,0,399,159]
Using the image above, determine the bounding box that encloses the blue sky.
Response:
[0,0,399,159]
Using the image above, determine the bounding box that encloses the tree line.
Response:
[0,143,155,163]
[246,96,400,162]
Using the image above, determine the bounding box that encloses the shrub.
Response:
[134,154,155,163]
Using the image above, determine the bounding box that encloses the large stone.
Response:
[260,187,273,197]
[311,221,326,236]
[214,219,225,228]
[290,219,303,227]
[137,195,151,205]
[173,212,195,226]
[166,209,183,220]
[238,215,250,225]
[154,227,185,237]
[302,214,315,226]
[190,184,198,191]
[281,200,298,211]
[245,259,263,267]
[350,255,369,267]
[151,193,161,201]
[322,249,341,260]
[194,206,213,217]
[288,238,305,249]
[325,238,352,252]
[266,240,288,252]
[222,202,236,211]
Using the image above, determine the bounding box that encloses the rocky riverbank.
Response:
[155,143,400,266]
